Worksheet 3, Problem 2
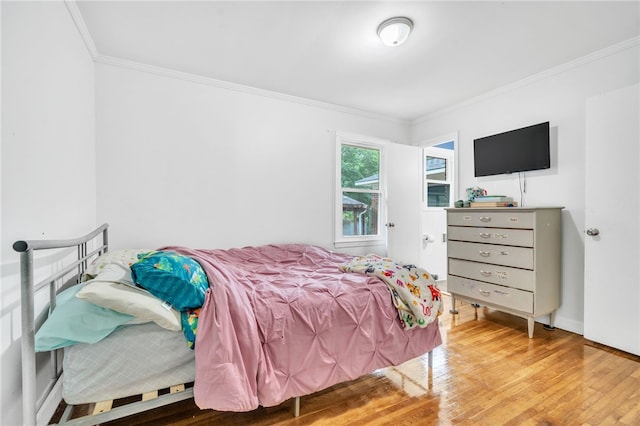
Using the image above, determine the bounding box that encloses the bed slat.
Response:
[142,391,158,401]
[91,400,113,416]
[58,388,194,426]
[170,384,186,394]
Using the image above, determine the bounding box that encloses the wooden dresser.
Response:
[446,207,563,337]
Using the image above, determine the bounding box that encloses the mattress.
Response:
[62,322,195,404]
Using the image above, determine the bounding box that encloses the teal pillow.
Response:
[130,251,208,311]
[35,285,136,351]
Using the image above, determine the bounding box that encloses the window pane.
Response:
[426,183,450,207]
[342,192,379,236]
[341,145,380,189]
[426,156,447,181]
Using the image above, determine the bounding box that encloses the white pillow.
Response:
[83,248,152,281]
[85,261,135,285]
[76,280,181,332]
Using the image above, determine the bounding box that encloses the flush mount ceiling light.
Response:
[377,17,413,46]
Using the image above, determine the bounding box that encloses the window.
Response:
[335,133,385,246]
[424,143,454,208]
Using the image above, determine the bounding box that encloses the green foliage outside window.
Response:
[341,145,380,236]
[341,145,379,189]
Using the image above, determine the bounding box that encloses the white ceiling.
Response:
[76,1,640,122]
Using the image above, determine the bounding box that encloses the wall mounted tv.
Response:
[473,121,550,177]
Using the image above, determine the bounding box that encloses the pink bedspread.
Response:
[165,244,442,412]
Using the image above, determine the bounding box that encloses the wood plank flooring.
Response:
[54,295,640,425]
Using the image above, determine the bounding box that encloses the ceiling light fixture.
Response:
[377,17,413,47]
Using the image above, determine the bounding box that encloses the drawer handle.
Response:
[479,289,491,296]
[494,290,509,296]
[479,251,491,257]
[480,270,492,276]
[479,232,492,238]
[479,216,491,222]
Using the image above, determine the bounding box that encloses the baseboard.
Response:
[531,313,583,336]
[552,316,584,336]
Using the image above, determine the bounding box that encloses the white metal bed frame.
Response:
[14,224,196,425]
[15,223,433,425]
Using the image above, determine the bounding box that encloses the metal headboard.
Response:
[13,224,109,426]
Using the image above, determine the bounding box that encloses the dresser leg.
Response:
[449,295,459,314]
[544,311,557,330]
[527,317,535,338]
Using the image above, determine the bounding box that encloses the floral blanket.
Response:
[340,254,442,329]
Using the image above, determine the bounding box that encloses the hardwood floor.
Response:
[54,295,640,425]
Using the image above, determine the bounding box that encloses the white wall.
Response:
[411,42,640,334]
[2,2,638,423]
[95,63,409,252]
[1,2,96,424]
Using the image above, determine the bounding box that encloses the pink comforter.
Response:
[165,244,442,412]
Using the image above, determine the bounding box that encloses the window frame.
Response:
[334,132,387,248]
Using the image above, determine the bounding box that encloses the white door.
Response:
[584,83,639,355]
[385,142,422,266]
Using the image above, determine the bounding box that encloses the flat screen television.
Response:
[473,121,550,177]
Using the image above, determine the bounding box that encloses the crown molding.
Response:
[94,55,408,125]
[64,0,98,60]
[412,35,640,125]
[64,0,637,128]
[63,0,406,124]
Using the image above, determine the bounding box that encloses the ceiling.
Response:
[76,1,640,122]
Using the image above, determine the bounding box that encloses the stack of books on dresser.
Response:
[470,195,518,207]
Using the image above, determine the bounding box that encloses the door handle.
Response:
[385,222,395,228]
[586,228,600,236]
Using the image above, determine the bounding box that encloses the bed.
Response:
[15,224,442,425]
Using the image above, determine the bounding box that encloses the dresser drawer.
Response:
[448,226,534,247]
[448,276,534,313]
[448,210,534,229]
[448,258,534,291]
[448,241,534,269]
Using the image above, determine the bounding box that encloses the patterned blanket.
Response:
[340,254,442,329]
